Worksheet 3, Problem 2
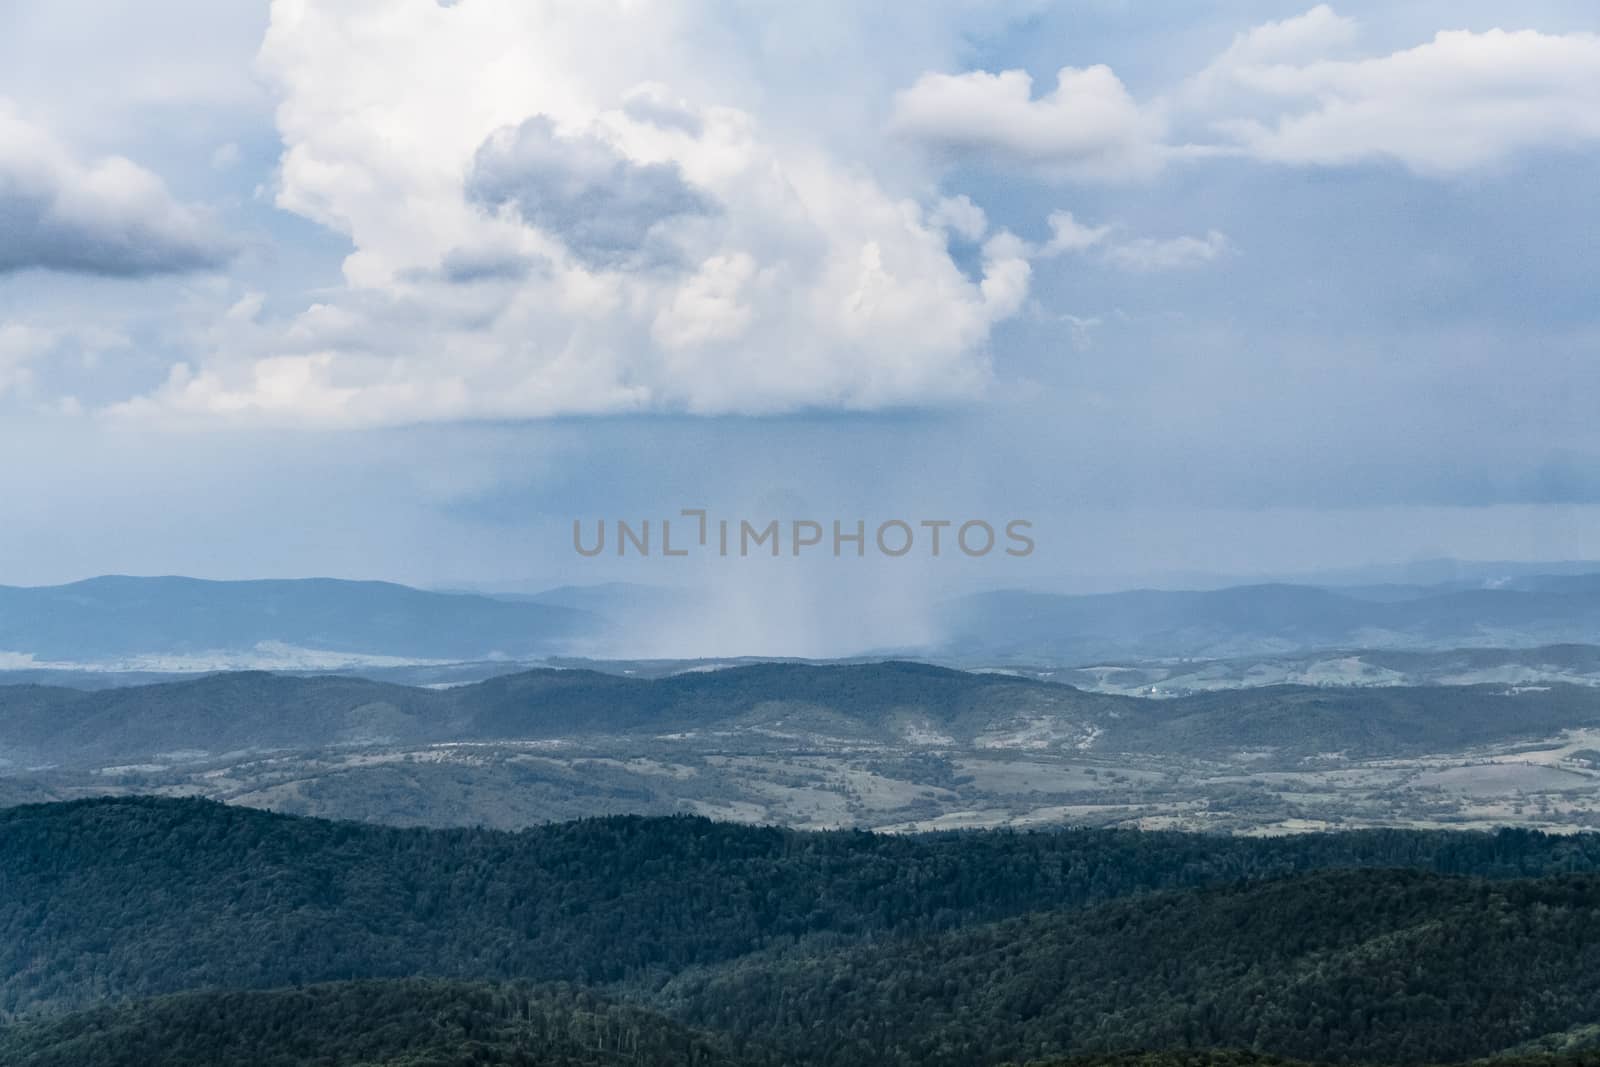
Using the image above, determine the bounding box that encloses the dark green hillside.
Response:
[0,979,745,1067]
[1012,1056,1600,1067]
[1005,1057,1317,1067]
[7,798,1600,1016]
[9,987,1600,1067]
[658,869,1600,1067]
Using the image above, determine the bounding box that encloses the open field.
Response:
[11,716,1600,835]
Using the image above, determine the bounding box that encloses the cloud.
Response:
[978,232,1032,319]
[890,65,1167,180]
[1207,26,1600,174]
[928,194,988,242]
[0,322,129,403]
[1196,4,1360,78]
[1041,211,1111,254]
[57,3,1598,433]
[619,83,703,137]
[467,115,715,270]
[895,8,1600,180]
[114,0,1030,425]
[1103,230,1230,271]
[0,2,270,143]
[0,325,53,396]
[1036,211,1227,272]
[0,102,232,277]
[435,246,542,284]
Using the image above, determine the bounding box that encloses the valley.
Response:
[26,722,1600,835]
[5,662,1599,834]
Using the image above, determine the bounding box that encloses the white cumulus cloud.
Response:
[1208,26,1600,174]
[890,65,1168,180]
[929,194,988,242]
[1041,211,1112,255]
[894,7,1600,180]
[120,0,1031,425]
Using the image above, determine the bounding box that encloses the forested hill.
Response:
[7,988,1600,1067]
[657,868,1600,1066]
[7,797,1600,1018]
[6,660,1600,767]
[0,979,745,1067]
[1018,1056,1600,1067]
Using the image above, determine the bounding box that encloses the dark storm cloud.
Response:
[437,247,542,284]
[0,187,231,278]
[620,90,703,136]
[0,110,233,279]
[466,115,715,270]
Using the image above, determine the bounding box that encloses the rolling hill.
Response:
[0,979,744,1067]
[3,661,1599,770]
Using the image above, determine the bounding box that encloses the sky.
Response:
[2,0,1599,647]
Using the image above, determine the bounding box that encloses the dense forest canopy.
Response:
[5,798,1600,1065]
[0,979,741,1067]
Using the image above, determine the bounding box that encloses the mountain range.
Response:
[6,571,1600,670]
[0,575,599,666]
[938,577,1600,663]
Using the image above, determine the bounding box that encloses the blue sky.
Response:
[2,1,1598,630]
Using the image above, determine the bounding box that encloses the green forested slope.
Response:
[1012,1056,1600,1067]
[7,982,1600,1067]
[0,979,743,1067]
[5,798,1600,1018]
[657,869,1600,1067]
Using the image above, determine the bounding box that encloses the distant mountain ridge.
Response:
[7,570,1600,671]
[0,575,600,664]
[937,575,1600,663]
